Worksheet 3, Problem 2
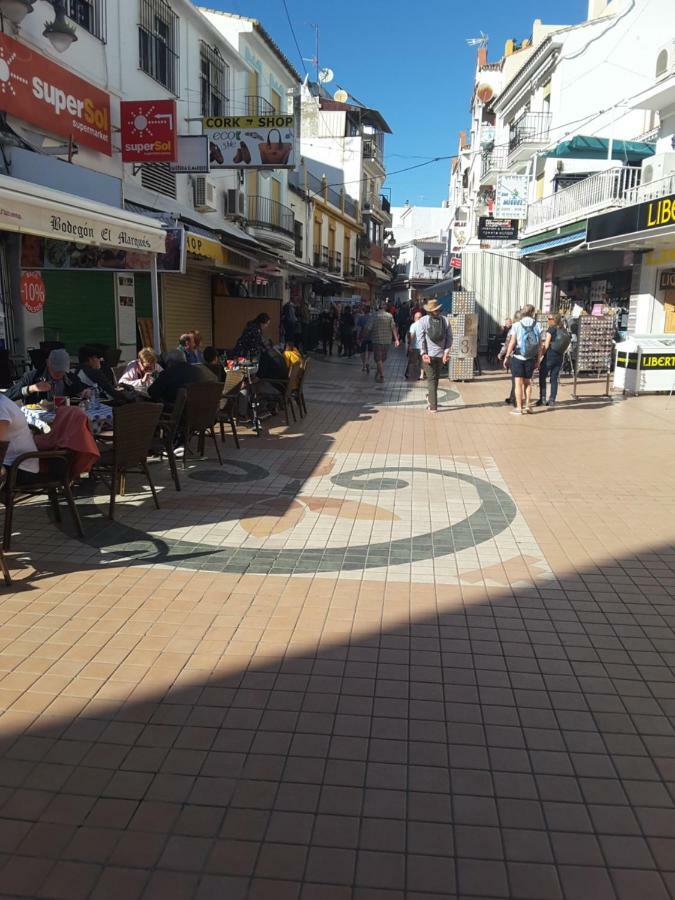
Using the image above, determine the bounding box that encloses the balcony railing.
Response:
[508,111,552,156]
[328,251,342,273]
[363,138,384,164]
[314,245,329,268]
[480,147,509,181]
[380,194,391,214]
[245,95,276,115]
[247,195,295,238]
[524,167,640,232]
[346,257,363,278]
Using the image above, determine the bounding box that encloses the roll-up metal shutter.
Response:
[162,267,212,350]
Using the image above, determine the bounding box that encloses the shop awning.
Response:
[518,229,587,257]
[545,135,656,162]
[0,174,166,253]
[285,259,331,283]
[422,276,454,296]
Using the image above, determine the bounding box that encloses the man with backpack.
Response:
[417,299,452,412]
[503,304,542,415]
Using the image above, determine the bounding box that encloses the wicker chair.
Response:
[93,402,163,519]
[217,371,243,449]
[183,381,225,469]
[2,446,83,551]
[152,388,187,491]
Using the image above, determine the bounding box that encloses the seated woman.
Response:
[283,340,303,370]
[118,348,162,391]
[233,313,271,360]
[7,348,86,403]
[0,391,40,483]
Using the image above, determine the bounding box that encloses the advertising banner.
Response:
[169,135,210,173]
[20,271,46,313]
[494,174,529,220]
[0,33,111,155]
[477,217,519,241]
[203,115,296,169]
[120,100,177,163]
[21,229,185,273]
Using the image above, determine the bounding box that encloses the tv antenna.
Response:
[466,32,489,48]
[303,23,320,82]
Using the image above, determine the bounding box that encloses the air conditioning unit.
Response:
[641,153,675,184]
[224,189,245,217]
[655,40,675,80]
[193,176,217,212]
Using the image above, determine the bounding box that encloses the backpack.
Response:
[426,315,446,344]
[550,327,571,355]
[519,321,540,360]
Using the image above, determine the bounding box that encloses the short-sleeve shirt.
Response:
[512,318,542,361]
[369,310,395,345]
[0,393,38,473]
[408,321,420,351]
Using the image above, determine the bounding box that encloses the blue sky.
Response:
[203,0,588,206]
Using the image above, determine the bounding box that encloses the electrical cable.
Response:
[281,0,308,77]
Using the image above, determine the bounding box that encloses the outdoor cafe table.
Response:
[21,401,114,436]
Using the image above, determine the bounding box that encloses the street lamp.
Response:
[0,0,34,25]
[42,0,77,53]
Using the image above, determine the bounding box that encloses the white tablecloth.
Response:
[21,402,113,436]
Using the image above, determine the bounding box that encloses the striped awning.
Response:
[518,229,587,257]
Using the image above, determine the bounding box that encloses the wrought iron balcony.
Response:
[479,147,509,184]
[380,194,391,214]
[314,245,330,268]
[245,95,276,115]
[508,112,552,163]
[247,195,294,238]
[328,251,342,273]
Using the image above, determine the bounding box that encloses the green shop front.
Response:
[0,174,167,363]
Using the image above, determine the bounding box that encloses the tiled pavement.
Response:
[1,349,675,899]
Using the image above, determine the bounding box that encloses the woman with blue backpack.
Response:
[503,304,542,415]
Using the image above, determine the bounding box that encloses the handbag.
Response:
[258,128,293,165]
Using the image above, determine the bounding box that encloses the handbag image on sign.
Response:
[258,128,293,165]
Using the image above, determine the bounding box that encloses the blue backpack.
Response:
[519,322,540,360]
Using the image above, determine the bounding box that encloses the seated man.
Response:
[8,348,87,402]
[203,346,225,381]
[147,349,217,409]
[76,346,119,400]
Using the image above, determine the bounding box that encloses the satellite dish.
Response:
[318,68,334,84]
[334,89,349,103]
[476,84,494,103]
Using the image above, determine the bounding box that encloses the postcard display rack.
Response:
[447,292,477,382]
[572,314,614,399]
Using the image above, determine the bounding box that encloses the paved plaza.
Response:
[1,351,675,899]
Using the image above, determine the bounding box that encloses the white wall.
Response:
[391,206,452,245]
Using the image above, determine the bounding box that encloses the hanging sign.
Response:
[20,271,46,313]
[450,256,462,269]
[120,100,177,162]
[0,33,111,155]
[494,174,529,219]
[203,115,296,169]
[477,217,519,241]
[169,135,210,173]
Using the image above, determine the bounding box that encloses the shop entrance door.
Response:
[664,289,675,333]
[115,273,137,362]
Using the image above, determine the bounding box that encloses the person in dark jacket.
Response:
[7,348,87,402]
[147,349,217,409]
[339,306,356,357]
[233,313,271,359]
[76,346,119,400]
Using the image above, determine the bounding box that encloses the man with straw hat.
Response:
[417,299,452,412]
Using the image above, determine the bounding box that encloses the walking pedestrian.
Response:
[540,313,571,408]
[417,299,452,412]
[339,305,356,358]
[499,312,521,405]
[368,303,400,383]
[356,304,372,374]
[405,310,423,381]
[319,308,334,356]
[503,304,542,415]
[397,304,411,346]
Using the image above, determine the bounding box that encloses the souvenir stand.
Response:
[447,291,478,382]
[571,313,615,399]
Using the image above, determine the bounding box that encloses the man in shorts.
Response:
[503,304,542,415]
[368,304,400,383]
[355,304,373,374]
